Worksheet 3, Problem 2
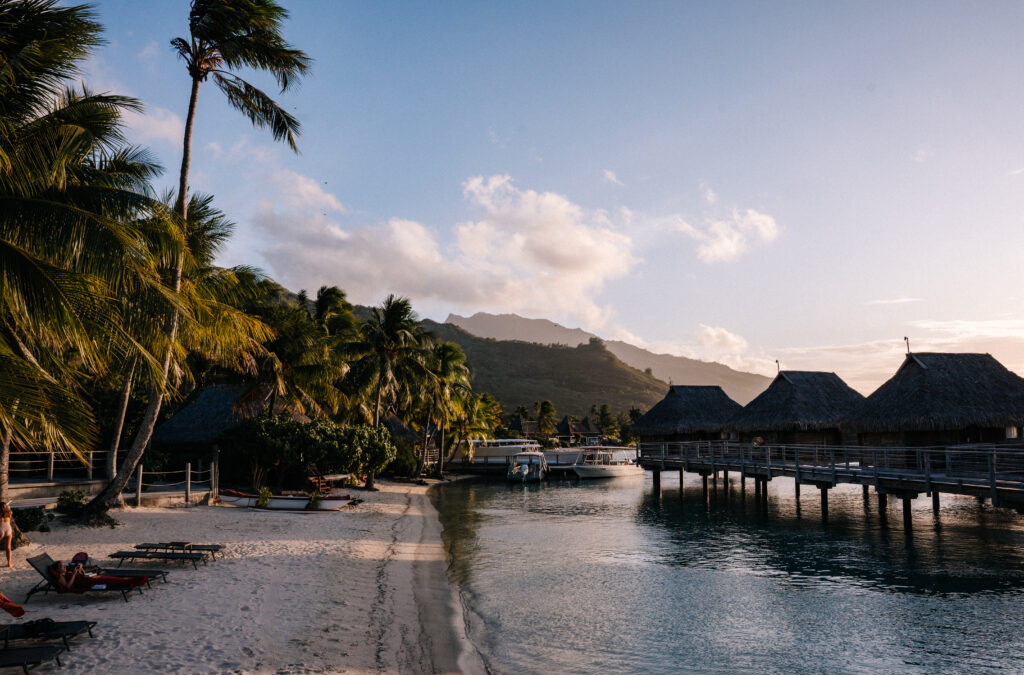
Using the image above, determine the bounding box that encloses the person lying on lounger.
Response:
[49,560,147,592]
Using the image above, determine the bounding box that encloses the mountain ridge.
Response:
[446,312,770,405]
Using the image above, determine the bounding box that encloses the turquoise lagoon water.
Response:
[432,474,1024,674]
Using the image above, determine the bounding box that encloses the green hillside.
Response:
[421,320,669,416]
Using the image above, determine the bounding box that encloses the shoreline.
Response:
[0,480,485,673]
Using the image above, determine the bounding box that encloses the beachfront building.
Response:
[849,352,1024,446]
[554,416,603,445]
[507,414,540,438]
[153,383,310,460]
[727,371,864,445]
[631,385,743,443]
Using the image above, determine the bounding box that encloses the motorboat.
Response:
[507,451,549,482]
[572,447,644,479]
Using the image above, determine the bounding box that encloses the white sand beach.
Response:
[0,482,483,674]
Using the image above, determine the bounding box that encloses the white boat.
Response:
[572,448,644,479]
[507,451,549,482]
[459,439,542,466]
[218,490,352,510]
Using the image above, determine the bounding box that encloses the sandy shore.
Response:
[0,481,485,674]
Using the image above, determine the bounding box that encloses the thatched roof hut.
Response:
[631,385,742,441]
[555,415,602,444]
[153,384,310,453]
[508,414,539,437]
[728,371,864,444]
[850,353,1024,445]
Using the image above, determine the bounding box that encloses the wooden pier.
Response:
[639,441,1024,520]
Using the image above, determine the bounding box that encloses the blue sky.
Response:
[84,0,1024,391]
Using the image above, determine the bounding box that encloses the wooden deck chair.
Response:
[25,554,140,603]
[0,620,96,651]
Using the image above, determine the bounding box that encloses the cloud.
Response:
[603,169,624,186]
[865,297,924,306]
[252,174,637,329]
[122,105,184,145]
[700,182,718,204]
[674,208,780,263]
[138,41,159,60]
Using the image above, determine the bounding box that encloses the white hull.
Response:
[573,464,645,479]
[219,494,351,510]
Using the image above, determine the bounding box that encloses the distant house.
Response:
[727,371,864,445]
[507,414,540,438]
[631,385,742,443]
[849,353,1024,446]
[153,383,310,457]
[555,416,603,445]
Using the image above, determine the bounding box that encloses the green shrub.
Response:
[384,441,418,477]
[307,491,322,510]
[256,487,272,508]
[13,507,46,532]
[56,490,87,514]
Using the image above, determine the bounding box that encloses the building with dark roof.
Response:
[507,414,540,438]
[631,385,742,442]
[728,371,864,445]
[850,353,1024,446]
[554,415,603,445]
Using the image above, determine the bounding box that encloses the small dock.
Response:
[639,441,1024,525]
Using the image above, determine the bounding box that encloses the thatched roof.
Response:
[631,385,742,435]
[849,353,1024,432]
[728,371,864,432]
[153,384,310,447]
[508,414,539,436]
[556,415,602,436]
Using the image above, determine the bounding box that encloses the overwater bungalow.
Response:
[631,385,742,443]
[727,371,864,445]
[849,352,1024,446]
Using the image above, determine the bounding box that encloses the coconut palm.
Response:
[0,1,171,503]
[345,295,429,487]
[91,0,312,510]
[419,342,470,476]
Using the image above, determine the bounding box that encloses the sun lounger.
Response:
[25,554,141,603]
[88,567,168,588]
[108,550,205,569]
[0,620,96,650]
[0,643,65,673]
[134,542,224,560]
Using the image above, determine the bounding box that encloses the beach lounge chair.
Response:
[0,643,65,674]
[108,550,205,569]
[25,554,141,603]
[135,542,224,560]
[0,620,96,651]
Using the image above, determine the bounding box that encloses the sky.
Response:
[83,0,1024,393]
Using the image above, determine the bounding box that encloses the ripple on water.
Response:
[434,477,1024,674]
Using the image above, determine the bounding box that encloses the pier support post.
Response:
[862,484,869,501]
[652,470,661,493]
[877,491,887,514]
[820,486,829,523]
[702,474,708,501]
[902,496,913,530]
[723,470,729,488]
[760,479,769,505]
[679,469,684,495]
[932,491,940,515]
[794,480,801,500]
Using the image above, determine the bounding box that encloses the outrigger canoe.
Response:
[219,489,353,510]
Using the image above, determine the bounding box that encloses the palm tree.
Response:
[449,392,501,468]
[346,295,429,487]
[420,342,470,476]
[92,0,312,509]
[1,1,169,504]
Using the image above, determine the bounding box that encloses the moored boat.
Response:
[219,489,353,510]
[507,451,548,482]
[572,448,644,479]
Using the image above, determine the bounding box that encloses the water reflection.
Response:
[433,475,1024,674]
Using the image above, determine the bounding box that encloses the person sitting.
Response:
[49,560,146,592]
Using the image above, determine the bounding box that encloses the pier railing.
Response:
[638,441,1024,504]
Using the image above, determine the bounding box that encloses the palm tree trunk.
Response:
[85,77,200,514]
[434,424,446,477]
[1,414,13,505]
[373,378,383,428]
[416,399,434,477]
[106,356,136,481]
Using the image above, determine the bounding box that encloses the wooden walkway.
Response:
[639,441,1024,522]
